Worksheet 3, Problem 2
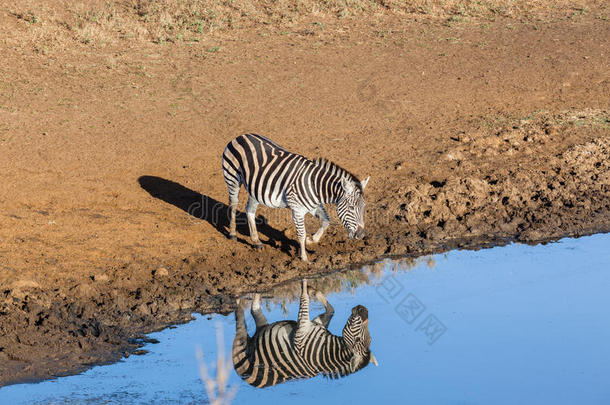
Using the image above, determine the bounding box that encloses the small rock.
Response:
[153,267,169,278]
[94,274,110,282]
[11,279,41,290]
[137,303,150,315]
[76,283,94,297]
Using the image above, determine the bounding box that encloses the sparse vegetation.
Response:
[2,0,607,47]
[196,324,238,405]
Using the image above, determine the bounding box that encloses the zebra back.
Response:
[222,133,312,208]
[222,133,364,209]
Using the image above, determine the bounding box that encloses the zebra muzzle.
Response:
[352,305,368,320]
[354,226,365,240]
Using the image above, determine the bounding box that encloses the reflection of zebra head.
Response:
[343,304,377,372]
[337,176,370,240]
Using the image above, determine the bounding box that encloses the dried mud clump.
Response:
[394,111,610,244]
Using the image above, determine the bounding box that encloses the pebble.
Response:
[154,267,169,278]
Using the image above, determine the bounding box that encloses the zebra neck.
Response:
[329,179,346,205]
[338,336,354,359]
[296,158,359,207]
[320,334,356,377]
[304,167,346,205]
[328,334,355,359]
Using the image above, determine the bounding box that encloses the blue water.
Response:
[2,234,609,404]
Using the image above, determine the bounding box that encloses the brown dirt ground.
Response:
[0,3,609,386]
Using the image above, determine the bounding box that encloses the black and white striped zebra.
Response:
[232,279,378,388]
[222,133,370,261]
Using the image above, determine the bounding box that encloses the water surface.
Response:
[2,234,609,404]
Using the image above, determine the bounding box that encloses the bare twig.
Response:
[196,324,238,405]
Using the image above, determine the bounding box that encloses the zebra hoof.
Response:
[229,234,237,240]
[253,243,263,249]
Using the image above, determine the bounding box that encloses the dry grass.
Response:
[2,0,607,47]
[254,255,436,313]
[196,324,238,405]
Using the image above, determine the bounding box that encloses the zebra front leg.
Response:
[311,289,335,329]
[297,279,311,324]
[294,279,312,353]
[291,209,308,262]
[251,293,268,331]
[246,196,262,249]
[306,205,330,245]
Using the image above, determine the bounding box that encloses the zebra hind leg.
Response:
[251,293,268,330]
[226,181,240,240]
[246,196,262,249]
[234,298,248,342]
[306,205,330,245]
[233,299,250,375]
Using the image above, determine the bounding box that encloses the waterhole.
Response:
[2,234,609,404]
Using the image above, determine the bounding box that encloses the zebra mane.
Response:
[312,158,362,191]
[321,368,355,380]
[320,351,371,380]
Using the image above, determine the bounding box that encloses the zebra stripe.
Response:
[232,280,377,388]
[222,133,370,261]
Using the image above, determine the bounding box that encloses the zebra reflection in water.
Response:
[232,279,378,388]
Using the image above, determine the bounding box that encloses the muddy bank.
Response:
[2,112,609,386]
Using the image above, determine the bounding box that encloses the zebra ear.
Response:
[370,353,379,366]
[341,177,354,193]
[361,176,370,190]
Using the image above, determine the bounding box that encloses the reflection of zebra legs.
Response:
[251,293,267,328]
[233,296,266,379]
[233,300,249,376]
[243,291,330,328]
[311,288,334,328]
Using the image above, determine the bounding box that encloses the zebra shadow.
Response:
[137,176,296,254]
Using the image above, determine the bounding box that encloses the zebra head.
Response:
[337,176,370,240]
[343,304,378,373]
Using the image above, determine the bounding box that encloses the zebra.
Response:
[222,133,370,261]
[232,279,378,388]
